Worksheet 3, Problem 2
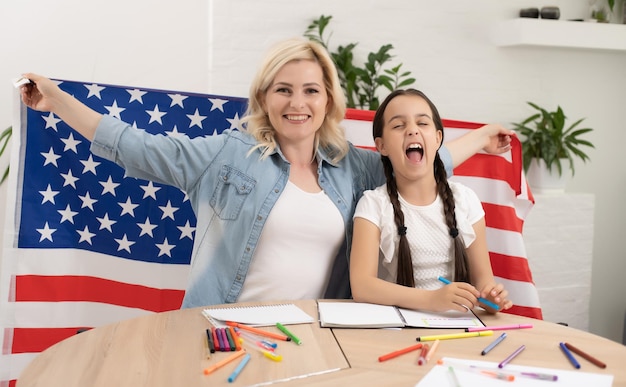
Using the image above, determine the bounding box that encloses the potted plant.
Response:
[304,15,415,110]
[512,102,594,193]
[0,126,11,185]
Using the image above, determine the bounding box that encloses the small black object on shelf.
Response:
[540,6,560,20]
[520,7,540,18]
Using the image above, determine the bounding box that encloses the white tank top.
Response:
[237,181,344,302]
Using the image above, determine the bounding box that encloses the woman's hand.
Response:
[17,73,102,141]
[19,73,63,113]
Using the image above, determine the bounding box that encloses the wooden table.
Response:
[17,300,625,386]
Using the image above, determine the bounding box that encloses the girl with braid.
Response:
[350,89,512,313]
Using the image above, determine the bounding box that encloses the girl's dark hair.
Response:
[372,89,470,287]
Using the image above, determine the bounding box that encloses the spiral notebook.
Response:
[317,302,485,329]
[202,303,315,327]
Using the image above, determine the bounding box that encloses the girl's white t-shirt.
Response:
[354,180,484,290]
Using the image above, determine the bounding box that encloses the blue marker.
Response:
[481,332,507,355]
[228,352,251,383]
[437,276,500,311]
[559,342,581,369]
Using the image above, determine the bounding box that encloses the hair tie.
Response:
[398,226,407,236]
[449,228,459,238]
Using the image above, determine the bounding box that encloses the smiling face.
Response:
[374,94,442,185]
[263,59,328,148]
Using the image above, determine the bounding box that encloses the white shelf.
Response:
[491,18,626,52]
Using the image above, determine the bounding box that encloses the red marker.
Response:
[417,343,430,365]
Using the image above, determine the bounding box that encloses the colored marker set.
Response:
[203,321,299,382]
[207,327,241,353]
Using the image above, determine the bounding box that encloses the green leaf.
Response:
[303,15,416,109]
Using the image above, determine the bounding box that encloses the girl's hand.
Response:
[479,123,514,155]
[479,283,513,313]
[430,282,480,313]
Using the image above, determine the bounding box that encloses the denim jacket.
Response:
[91,115,452,308]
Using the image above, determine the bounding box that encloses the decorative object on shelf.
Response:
[540,6,561,19]
[304,15,415,110]
[520,8,540,18]
[512,102,594,194]
[0,126,11,185]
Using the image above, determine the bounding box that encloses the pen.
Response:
[217,328,226,351]
[559,342,581,369]
[229,327,242,351]
[425,339,439,363]
[225,327,236,351]
[467,324,533,332]
[227,352,251,383]
[416,330,493,342]
[481,332,507,355]
[240,338,283,362]
[234,329,277,351]
[443,359,555,382]
[276,322,302,345]
[438,276,500,311]
[564,342,606,369]
[212,327,221,352]
[417,343,430,365]
[448,366,462,387]
[205,329,214,358]
[378,343,423,362]
[203,349,246,375]
[226,321,290,341]
[498,344,525,368]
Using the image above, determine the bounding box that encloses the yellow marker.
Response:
[416,330,493,342]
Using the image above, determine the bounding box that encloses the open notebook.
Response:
[202,303,315,327]
[317,302,485,329]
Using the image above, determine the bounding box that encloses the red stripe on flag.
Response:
[504,305,543,320]
[454,155,520,195]
[15,275,184,312]
[483,203,524,233]
[346,108,488,131]
[489,253,535,283]
[11,327,87,354]
[346,108,375,121]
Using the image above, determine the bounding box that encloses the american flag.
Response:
[0,80,541,386]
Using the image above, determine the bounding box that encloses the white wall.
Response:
[1,0,625,343]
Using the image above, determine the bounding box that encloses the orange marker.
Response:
[378,343,423,362]
[226,321,289,341]
[203,350,246,375]
[229,326,242,351]
[425,339,439,363]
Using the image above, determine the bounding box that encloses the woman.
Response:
[20,38,513,308]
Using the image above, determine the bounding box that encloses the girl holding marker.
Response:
[349,89,513,314]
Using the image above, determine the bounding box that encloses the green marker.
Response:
[276,322,302,345]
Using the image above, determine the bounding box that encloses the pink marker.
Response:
[466,324,533,332]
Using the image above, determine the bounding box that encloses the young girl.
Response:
[349,89,512,313]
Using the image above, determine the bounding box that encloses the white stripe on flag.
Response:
[485,228,528,259]
[494,277,542,308]
[11,249,189,290]
[13,302,155,328]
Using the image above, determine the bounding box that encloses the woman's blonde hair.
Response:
[243,37,348,163]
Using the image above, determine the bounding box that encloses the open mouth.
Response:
[406,143,424,163]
